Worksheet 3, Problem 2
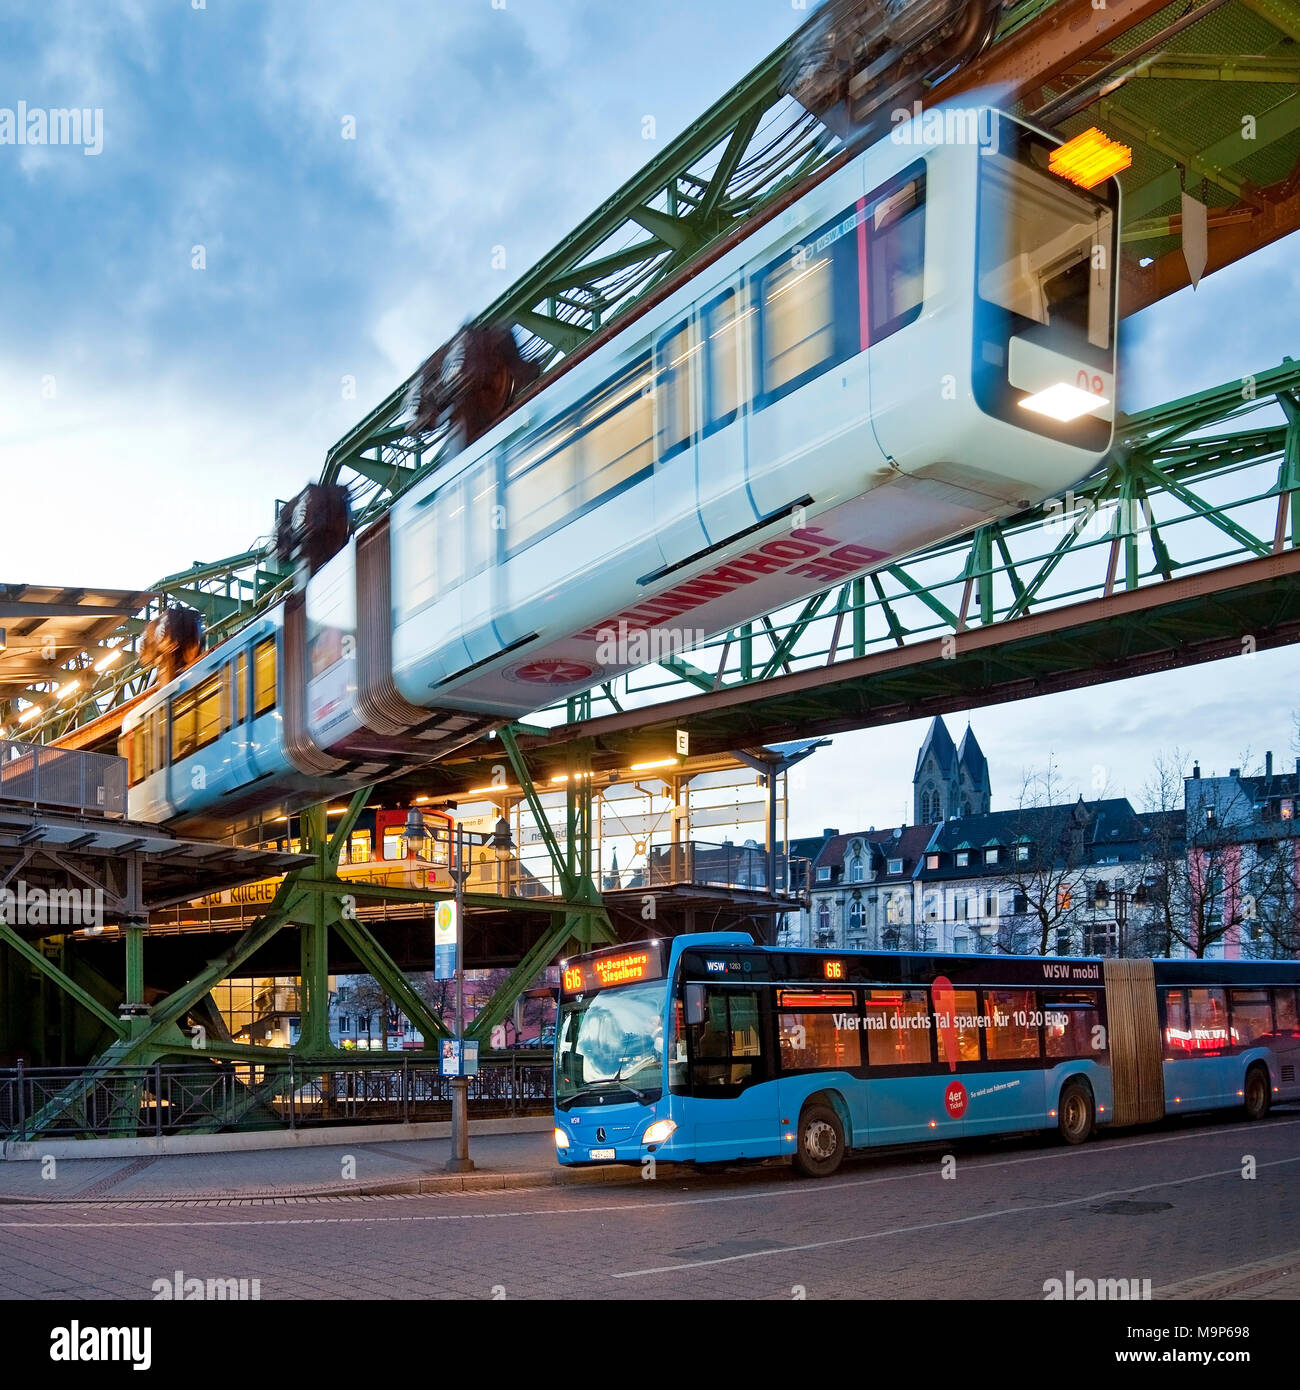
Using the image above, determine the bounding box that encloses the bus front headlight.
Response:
[642,1119,676,1145]
[553,1126,570,1149]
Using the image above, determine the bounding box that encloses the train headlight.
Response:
[642,1119,677,1145]
[553,1126,570,1149]
[1018,382,1108,423]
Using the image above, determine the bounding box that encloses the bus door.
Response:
[963,989,1046,1135]
[860,989,951,1146]
[1162,987,1233,1107]
[682,983,780,1161]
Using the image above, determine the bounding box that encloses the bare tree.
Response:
[994,762,1096,956]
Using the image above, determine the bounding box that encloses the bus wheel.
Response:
[1057,1080,1094,1145]
[793,1103,845,1178]
[1243,1064,1271,1122]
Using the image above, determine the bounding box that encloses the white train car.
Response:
[124,106,1120,832]
[387,106,1119,716]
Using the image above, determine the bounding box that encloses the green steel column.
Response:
[297,804,333,1055]
[852,577,866,657]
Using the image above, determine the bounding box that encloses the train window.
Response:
[581,356,653,502]
[463,460,500,578]
[505,414,582,552]
[126,730,142,787]
[978,148,1113,350]
[760,248,834,400]
[151,708,166,773]
[435,479,466,592]
[349,831,372,864]
[869,173,925,340]
[703,289,745,433]
[236,651,249,724]
[171,692,197,761]
[218,663,233,733]
[194,675,221,751]
[253,638,277,715]
[655,319,697,461]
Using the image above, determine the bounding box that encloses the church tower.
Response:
[913,717,991,822]
[956,723,991,817]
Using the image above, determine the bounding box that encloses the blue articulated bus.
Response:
[553,932,1300,1177]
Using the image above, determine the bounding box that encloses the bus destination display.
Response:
[561,947,664,996]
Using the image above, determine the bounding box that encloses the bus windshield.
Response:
[556,979,665,1108]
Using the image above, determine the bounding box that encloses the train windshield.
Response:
[977,142,1115,354]
[555,979,665,1109]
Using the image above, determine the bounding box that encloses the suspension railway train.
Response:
[122,107,1121,834]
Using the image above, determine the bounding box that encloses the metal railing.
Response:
[640,840,790,892]
[0,739,126,818]
[0,1053,554,1140]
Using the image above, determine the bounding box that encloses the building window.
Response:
[984,847,999,865]
[926,853,939,870]
[816,866,831,882]
[887,857,903,875]
[1016,843,1030,862]
[1013,891,1028,915]
[1057,886,1072,912]
[848,898,865,932]
[1282,799,1294,820]
[956,851,969,868]
[984,892,998,919]
[850,858,865,883]
[817,899,832,933]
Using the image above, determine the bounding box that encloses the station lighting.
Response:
[1048,127,1131,189]
[91,647,123,672]
[1018,382,1108,423]
[629,758,678,771]
[18,703,45,724]
[55,679,80,700]
[463,784,501,796]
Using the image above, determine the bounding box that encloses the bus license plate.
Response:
[589,1147,615,1161]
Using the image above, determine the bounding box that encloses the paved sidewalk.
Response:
[0,1127,643,1203]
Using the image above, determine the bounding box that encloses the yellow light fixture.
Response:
[1049,127,1131,189]
[56,679,80,699]
[629,757,677,771]
[92,647,123,672]
[463,784,502,796]
[19,704,44,724]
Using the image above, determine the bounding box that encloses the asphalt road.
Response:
[3,1108,1298,1301]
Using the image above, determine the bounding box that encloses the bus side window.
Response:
[1045,990,1102,1059]
[1163,989,1189,1056]
[983,989,1040,1060]
[869,173,926,340]
[688,988,762,1087]
[1275,988,1299,1034]
[1229,989,1273,1045]
[253,637,276,715]
[935,987,981,1065]
[1187,987,1229,1052]
[655,318,697,461]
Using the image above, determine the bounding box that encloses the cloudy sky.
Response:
[2,0,1297,834]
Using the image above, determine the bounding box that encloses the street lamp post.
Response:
[446,819,473,1173]
[404,808,514,1176]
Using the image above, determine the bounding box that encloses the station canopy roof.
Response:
[0,584,153,703]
